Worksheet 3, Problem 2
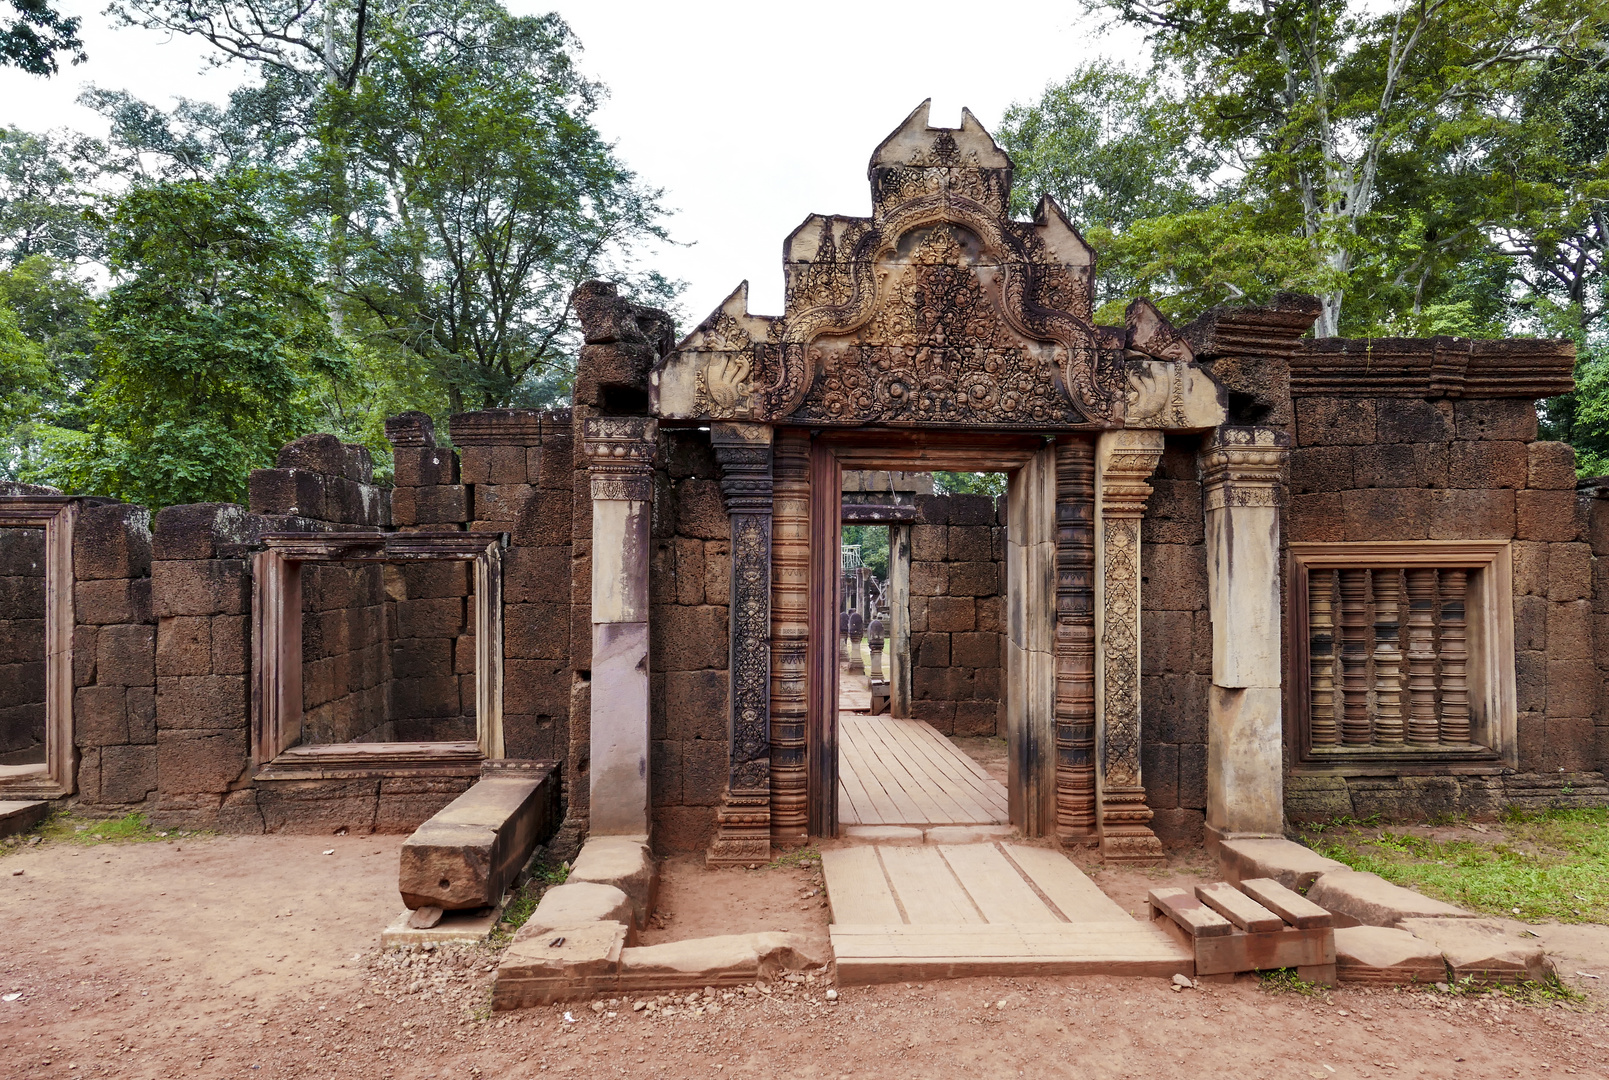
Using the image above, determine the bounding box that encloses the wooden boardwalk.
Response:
[822,841,1192,984]
[837,715,1009,827]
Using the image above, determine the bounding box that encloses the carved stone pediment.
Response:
[653,101,1151,429]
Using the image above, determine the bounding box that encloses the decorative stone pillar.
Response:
[1094,429,1165,865]
[707,422,775,866]
[583,416,657,837]
[1054,438,1097,843]
[768,430,811,842]
[1199,426,1289,848]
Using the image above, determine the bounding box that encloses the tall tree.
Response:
[0,126,104,266]
[40,178,349,507]
[2,0,84,75]
[1087,0,1609,335]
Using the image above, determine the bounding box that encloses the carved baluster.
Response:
[1371,568,1405,745]
[769,431,811,840]
[1055,439,1097,841]
[1308,569,1338,746]
[1439,568,1471,745]
[1338,568,1371,746]
[1405,568,1440,746]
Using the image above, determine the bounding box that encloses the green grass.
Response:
[0,810,201,856]
[1258,968,1328,995]
[766,846,822,870]
[489,857,570,944]
[1300,808,1609,924]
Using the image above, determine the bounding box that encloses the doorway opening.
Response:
[833,467,1011,830]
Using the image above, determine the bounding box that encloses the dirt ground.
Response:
[4,834,1609,1080]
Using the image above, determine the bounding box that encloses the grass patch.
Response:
[766,846,822,870]
[1258,968,1327,996]
[489,856,571,945]
[1300,808,1609,924]
[0,809,201,856]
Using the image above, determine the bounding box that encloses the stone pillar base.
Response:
[1098,786,1165,865]
[706,790,773,867]
[1202,822,1283,858]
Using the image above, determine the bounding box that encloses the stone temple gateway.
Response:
[1,105,1602,928]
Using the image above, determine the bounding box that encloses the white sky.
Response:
[0,0,1140,324]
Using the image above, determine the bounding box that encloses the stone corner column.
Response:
[583,415,657,838]
[706,422,775,866]
[1094,428,1165,865]
[1199,425,1290,851]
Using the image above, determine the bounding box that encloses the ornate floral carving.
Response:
[1199,426,1288,511]
[583,416,657,501]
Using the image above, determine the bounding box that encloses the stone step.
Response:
[0,800,50,839]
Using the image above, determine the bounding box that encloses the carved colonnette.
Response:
[582,416,657,836]
[707,423,775,865]
[768,430,811,842]
[1094,430,1166,863]
[1054,439,1097,841]
[1200,427,1289,846]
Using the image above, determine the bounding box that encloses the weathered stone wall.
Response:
[71,503,157,807]
[648,428,731,854]
[1284,396,1609,819]
[0,524,48,765]
[908,493,1004,737]
[297,560,388,744]
[1139,436,1211,848]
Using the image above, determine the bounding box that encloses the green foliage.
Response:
[38,178,349,507]
[842,524,889,579]
[0,125,103,266]
[934,472,1007,498]
[1302,808,1609,923]
[1257,968,1327,996]
[0,297,50,434]
[1,0,84,76]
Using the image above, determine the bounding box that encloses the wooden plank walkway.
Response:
[821,841,1191,984]
[837,714,1009,827]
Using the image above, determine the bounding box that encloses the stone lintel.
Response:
[398,767,560,910]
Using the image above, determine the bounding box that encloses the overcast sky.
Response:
[0,0,1140,323]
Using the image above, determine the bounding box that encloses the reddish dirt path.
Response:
[2,834,1607,1080]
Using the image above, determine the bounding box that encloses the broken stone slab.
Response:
[924,824,1015,844]
[1398,917,1553,985]
[0,800,50,838]
[1334,926,1448,986]
[492,920,628,1010]
[399,767,560,911]
[522,882,635,941]
[381,899,507,949]
[1218,837,1347,893]
[407,906,444,930]
[618,933,825,993]
[843,825,923,845]
[568,835,656,928]
[1306,870,1476,929]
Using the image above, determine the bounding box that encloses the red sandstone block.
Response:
[916,633,951,667]
[681,738,726,807]
[674,478,728,540]
[152,559,249,618]
[1512,541,1548,597]
[504,603,570,660]
[156,674,248,731]
[1516,491,1584,542]
[391,485,469,526]
[664,669,725,742]
[654,605,728,671]
[1547,601,1592,660]
[1288,492,1345,543]
[248,468,328,519]
[951,631,1001,669]
[461,445,529,487]
[74,577,151,625]
[909,562,946,597]
[703,542,730,606]
[1454,399,1538,442]
[475,483,535,523]
[73,625,95,687]
[911,524,946,561]
[926,595,976,632]
[953,700,1000,737]
[948,561,1001,597]
[503,547,569,604]
[151,504,251,561]
[1546,658,1598,718]
[1513,595,1547,651]
[674,537,705,606]
[74,684,128,747]
[127,685,155,742]
[393,446,459,487]
[947,495,995,527]
[156,727,247,794]
[156,616,211,678]
[536,435,574,490]
[396,596,466,638]
[505,660,570,716]
[1140,544,1209,609]
[100,743,157,803]
[73,503,152,580]
[1375,399,1454,443]
[96,624,154,687]
[1548,543,1593,601]
[1428,489,1515,540]
[1528,441,1577,490]
[512,489,573,548]
[1543,718,1596,773]
[1343,488,1431,540]
[976,595,1004,634]
[1296,398,1376,446]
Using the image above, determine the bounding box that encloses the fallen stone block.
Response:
[1305,870,1476,928]
[1397,917,1553,985]
[0,800,50,838]
[399,766,559,911]
[1334,926,1448,985]
[1218,837,1347,893]
[523,882,635,940]
[618,933,824,992]
[568,835,656,928]
[493,920,628,1010]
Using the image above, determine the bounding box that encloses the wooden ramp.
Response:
[838,715,1009,827]
[822,842,1193,984]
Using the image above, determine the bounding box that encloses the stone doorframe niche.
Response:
[251,531,505,779]
[0,494,76,797]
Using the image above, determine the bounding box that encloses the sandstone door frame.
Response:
[802,430,1056,837]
